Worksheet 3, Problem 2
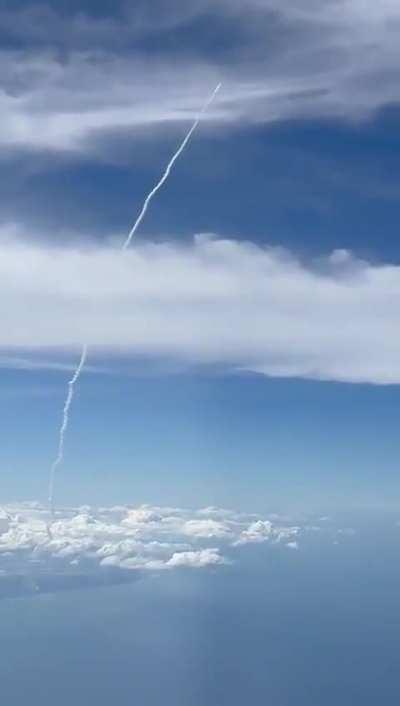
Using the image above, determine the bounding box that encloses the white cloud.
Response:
[234,520,274,545]
[182,519,233,539]
[0,502,299,574]
[0,2,400,155]
[234,520,299,546]
[1,229,400,384]
[197,506,239,518]
[0,52,223,153]
[166,548,225,568]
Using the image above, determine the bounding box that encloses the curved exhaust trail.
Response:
[47,83,221,517]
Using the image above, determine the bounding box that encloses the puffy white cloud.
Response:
[234,520,273,545]
[1,230,400,384]
[0,502,301,575]
[182,519,233,539]
[122,507,166,525]
[234,520,299,546]
[166,548,225,568]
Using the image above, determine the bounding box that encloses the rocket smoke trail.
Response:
[47,83,221,515]
[48,344,87,514]
[122,83,221,250]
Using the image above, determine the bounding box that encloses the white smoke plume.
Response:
[47,84,221,514]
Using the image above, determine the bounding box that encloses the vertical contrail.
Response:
[47,83,221,516]
[48,344,87,514]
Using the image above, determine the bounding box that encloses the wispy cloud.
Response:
[0,353,106,374]
[1,227,400,384]
[0,2,400,156]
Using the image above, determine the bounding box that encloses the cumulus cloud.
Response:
[167,548,224,568]
[182,520,233,539]
[0,1,400,155]
[234,520,299,546]
[0,502,300,577]
[1,229,400,384]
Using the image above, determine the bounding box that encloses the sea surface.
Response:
[1,523,399,705]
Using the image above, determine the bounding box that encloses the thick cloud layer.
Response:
[1,230,400,384]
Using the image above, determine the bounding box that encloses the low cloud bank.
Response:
[0,502,300,574]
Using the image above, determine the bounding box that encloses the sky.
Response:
[2,0,400,512]
[4,3,400,704]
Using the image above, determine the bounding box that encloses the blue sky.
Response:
[4,6,400,704]
[3,368,400,511]
[1,0,400,511]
